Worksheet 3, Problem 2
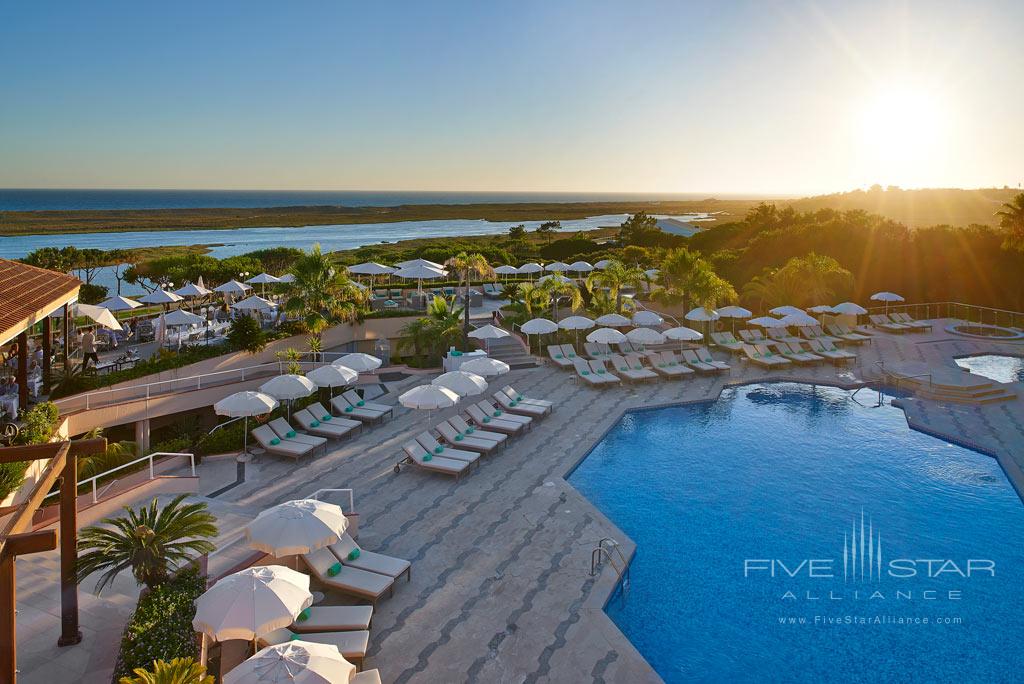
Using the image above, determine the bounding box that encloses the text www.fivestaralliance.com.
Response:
[778,615,963,626]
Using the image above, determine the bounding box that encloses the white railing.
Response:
[865,301,1024,330]
[54,351,365,412]
[42,451,196,505]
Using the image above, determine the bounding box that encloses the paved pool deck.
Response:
[15,319,1024,683]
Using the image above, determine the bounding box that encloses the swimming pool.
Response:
[954,354,1024,384]
[568,383,1024,682]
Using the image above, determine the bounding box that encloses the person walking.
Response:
[81,327,98,370]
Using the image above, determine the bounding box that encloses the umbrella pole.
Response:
[243,416,248,457]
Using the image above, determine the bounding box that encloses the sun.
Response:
[856,84,950,187]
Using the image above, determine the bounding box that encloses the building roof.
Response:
[655,217,706,237]
[0,258,81,347]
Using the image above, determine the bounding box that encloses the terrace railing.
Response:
[865,301,1024,331]
[41,451,195,505]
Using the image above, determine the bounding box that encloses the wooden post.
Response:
[62,304,70,371]
[42,316,52,395]
[16,332,27,413]
[0,552,15,684]
[57,458,81,647]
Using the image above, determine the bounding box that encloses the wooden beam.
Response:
[0,532,56,684]
[3,530,56,557]
[57,453,80,647]
[0,442,69,550]
[0,438,107,464]
[42,316,52,395]
[16,332,27,416]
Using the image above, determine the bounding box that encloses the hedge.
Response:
[114,566,206,681]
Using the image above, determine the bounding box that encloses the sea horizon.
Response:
[0,188,791,212]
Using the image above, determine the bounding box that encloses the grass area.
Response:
[0,199,761,235]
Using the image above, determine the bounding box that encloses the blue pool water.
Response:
[568,383,1024,682]
[955,354,1024,385]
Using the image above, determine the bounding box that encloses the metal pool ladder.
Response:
[591,537,630,593]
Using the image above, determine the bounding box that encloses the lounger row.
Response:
[740,340,855,367]
[397,385,553,479]
[571,349,731,386]
[870,313,932,333]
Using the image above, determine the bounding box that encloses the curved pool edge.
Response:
[555,376,1024,683]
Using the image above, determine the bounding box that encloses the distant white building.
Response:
[655,217,705,237]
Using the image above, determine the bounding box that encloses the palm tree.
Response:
[995,192,1024,250]
[538,277,582,320]
[397,296,466,365]
[586,260,647,313]
[77,495,217,594]
[78,427,138,481]
[119,658,214,684]
[284,244,367,346]
[444,252,494,349]
[650,248,703,310]
[740,253,851,310]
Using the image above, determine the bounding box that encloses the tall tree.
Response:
[996,192,1024,250]
[586,259,647,313]
[444,252,494,348]
[538,276,583,320]
[283,244,367,345]
[77,495,217,594]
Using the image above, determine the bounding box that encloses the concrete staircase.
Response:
[884,362,1016,405]
[480,336,539,370]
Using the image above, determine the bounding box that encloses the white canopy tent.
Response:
[99,295,142,312]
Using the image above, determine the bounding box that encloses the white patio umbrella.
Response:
[518,262,543,280]
[468,324,509,352]
[494,264,519,280]
[559,315,595,348]
[459,356,510,378]
[245,499,348,558]
[306,364,357,390]
[808,305,835,314]
[568,260,594,273]
[174,282,212,298]
[779,312,818,327]
[644,268,660,279]
[260,374,316,418]
[400,383,460,410]
[537,273,572,285]
[232,294,276,312]
[717,306,752,319]
[393,264,447,294]
[247,272,281,296]
[631,310,663,326]
[347,262,395,276]
[664,326,704,341]
[594,259,612,269]
[224,641,356,684]
[396,258,444,270]
[627,327,666,346]
[748,316,787,328]
[333,353,381,372]
[277,273,296,283]
[214,279,252,295]
[685,307,720,322]
[72,303,123,331]
[214,391,279,457]
[432,370,488,397]
[193,565,312,647]
[769,305,805,317]
[595,313,631,327]
[871,291,904,314]
[139,288,183,306]
[545,261,570,272]
[99,295,142,312]
[521,317,558,355]
[163,308,205,328]
[832,302,868,316]
[586,327,627,344]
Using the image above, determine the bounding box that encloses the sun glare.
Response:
[855,84,950,187]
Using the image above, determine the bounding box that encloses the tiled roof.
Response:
[0,258,81,346]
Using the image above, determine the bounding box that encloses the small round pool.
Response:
[946,322,1024,340]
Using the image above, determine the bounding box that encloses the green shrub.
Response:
[226,316,267,353]
[0,402,60,500]
[114,566,206,681]
[149,437,192,455]
[0,463,28,502]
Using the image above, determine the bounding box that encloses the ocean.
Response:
[0,189,762,212]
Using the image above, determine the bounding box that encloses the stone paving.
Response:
[16,319,1024,683]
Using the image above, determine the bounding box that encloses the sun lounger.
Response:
[572,358,604,387]
[477,400,533,428]
[331,395,388,422]
[482,282,503,298]
[558,344,581,362]
[584,342,610,359]
[492,390,550,416]
[500,385,553,409]
[294,408,361,440]
[798,326,840,345]
[465,404,524,434]
[807,339,856,363]
[398,442,471,478]
[740,329,784,349]
[436,419,506,452]
[768,328,801,344]
[262,627,370,670]
[681,349,717,373]
[329,533,412,582]
[449,414,507,442]
[352,671,382,684]
[646,351,693,377]
[291,605,374,632]
[780,341,824,364]
[342,390,394,417]
[890,312,932,331]
[694,347,730,371]
[609,354,658,382]
[268,418,328,453]
[415,432,481,465]
[741,343,791,367]
[547,345,573,368]
[587,359,622,384]
[869,314,910,333]
[826,324,871,344]
[303,546,394,602]
[710,331,744,353]
[251,424,316,461]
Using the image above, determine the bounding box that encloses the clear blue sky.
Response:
[1,0,1021,194]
